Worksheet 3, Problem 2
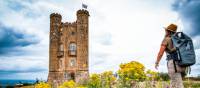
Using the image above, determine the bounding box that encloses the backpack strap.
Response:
[170,36,181,73]
[173,60,177,73]
[171,37,178,73]
[188,66,191,74]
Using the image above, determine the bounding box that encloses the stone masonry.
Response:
[48,9,89,86]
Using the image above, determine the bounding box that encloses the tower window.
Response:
[64,72,68,79]
[71,31,75,35]
[69,43,76,55]
[60,28,63,31]
[57,44,64,57]
[59,44,64,51]
[59,59,63,69]
[70,58,76,67]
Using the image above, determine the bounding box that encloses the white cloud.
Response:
[88,0,180,73]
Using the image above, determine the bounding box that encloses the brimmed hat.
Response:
[164,24,177,32]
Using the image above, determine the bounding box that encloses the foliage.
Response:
[101,71,116,88]
[59,80,87,88]
[117,61,146,87]
[59,80,75,88]
[39,60,200,88]
[87,71,116,88]
[184,81,200,88]
[158,72,170,81]
[35,82,51,88]
[88,73,101,88]
[146,69,160,81]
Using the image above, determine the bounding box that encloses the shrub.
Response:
[35,82,51,88]
[146,69,160,81]
[117,61,146,87]
[158,72,170,81]
[88,74,101,88]
[59,80,75,88]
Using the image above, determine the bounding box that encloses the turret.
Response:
[76,9,89,71]
[49,13,62,72]
[76,9,89,24]
[50,13,62,37]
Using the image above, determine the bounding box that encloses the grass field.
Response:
[183,81,200,88]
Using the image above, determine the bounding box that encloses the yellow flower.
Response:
[35,82,51,88]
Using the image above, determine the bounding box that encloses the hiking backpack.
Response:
[171,32,196,67]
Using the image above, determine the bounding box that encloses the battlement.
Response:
[77,9,90,16]
[63,22,77,27]
[50,13,62,18]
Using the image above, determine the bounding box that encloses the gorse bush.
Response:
[59,80,87,88]
[100,71,116,88]
[88,73,101,88]
[87,71,116,88]
[59,80,75,88]
[35,82,51,88]
[117,61,146,87]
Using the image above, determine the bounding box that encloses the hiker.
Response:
[155,24,186,88]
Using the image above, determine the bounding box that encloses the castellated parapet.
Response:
[48,9,89,87]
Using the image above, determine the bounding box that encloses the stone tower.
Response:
[48,9,89,85]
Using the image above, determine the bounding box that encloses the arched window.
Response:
[59,44,64,51]
[57,44,64,57]
[69,43,76,55]
[59,59,63,69]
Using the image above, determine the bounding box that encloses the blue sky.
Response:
[0,0,199,80]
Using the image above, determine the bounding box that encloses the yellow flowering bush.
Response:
[101,71,116,88]
[118,61,146,87]
[35,82,51,88]
[118,61,146,81]
[88,73,101,88]
[59,80,76,88]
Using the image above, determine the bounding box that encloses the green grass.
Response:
[183,81,200,88]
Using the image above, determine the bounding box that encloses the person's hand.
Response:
[155,62,159,70]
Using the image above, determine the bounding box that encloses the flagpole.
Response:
[81,0,88,9]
